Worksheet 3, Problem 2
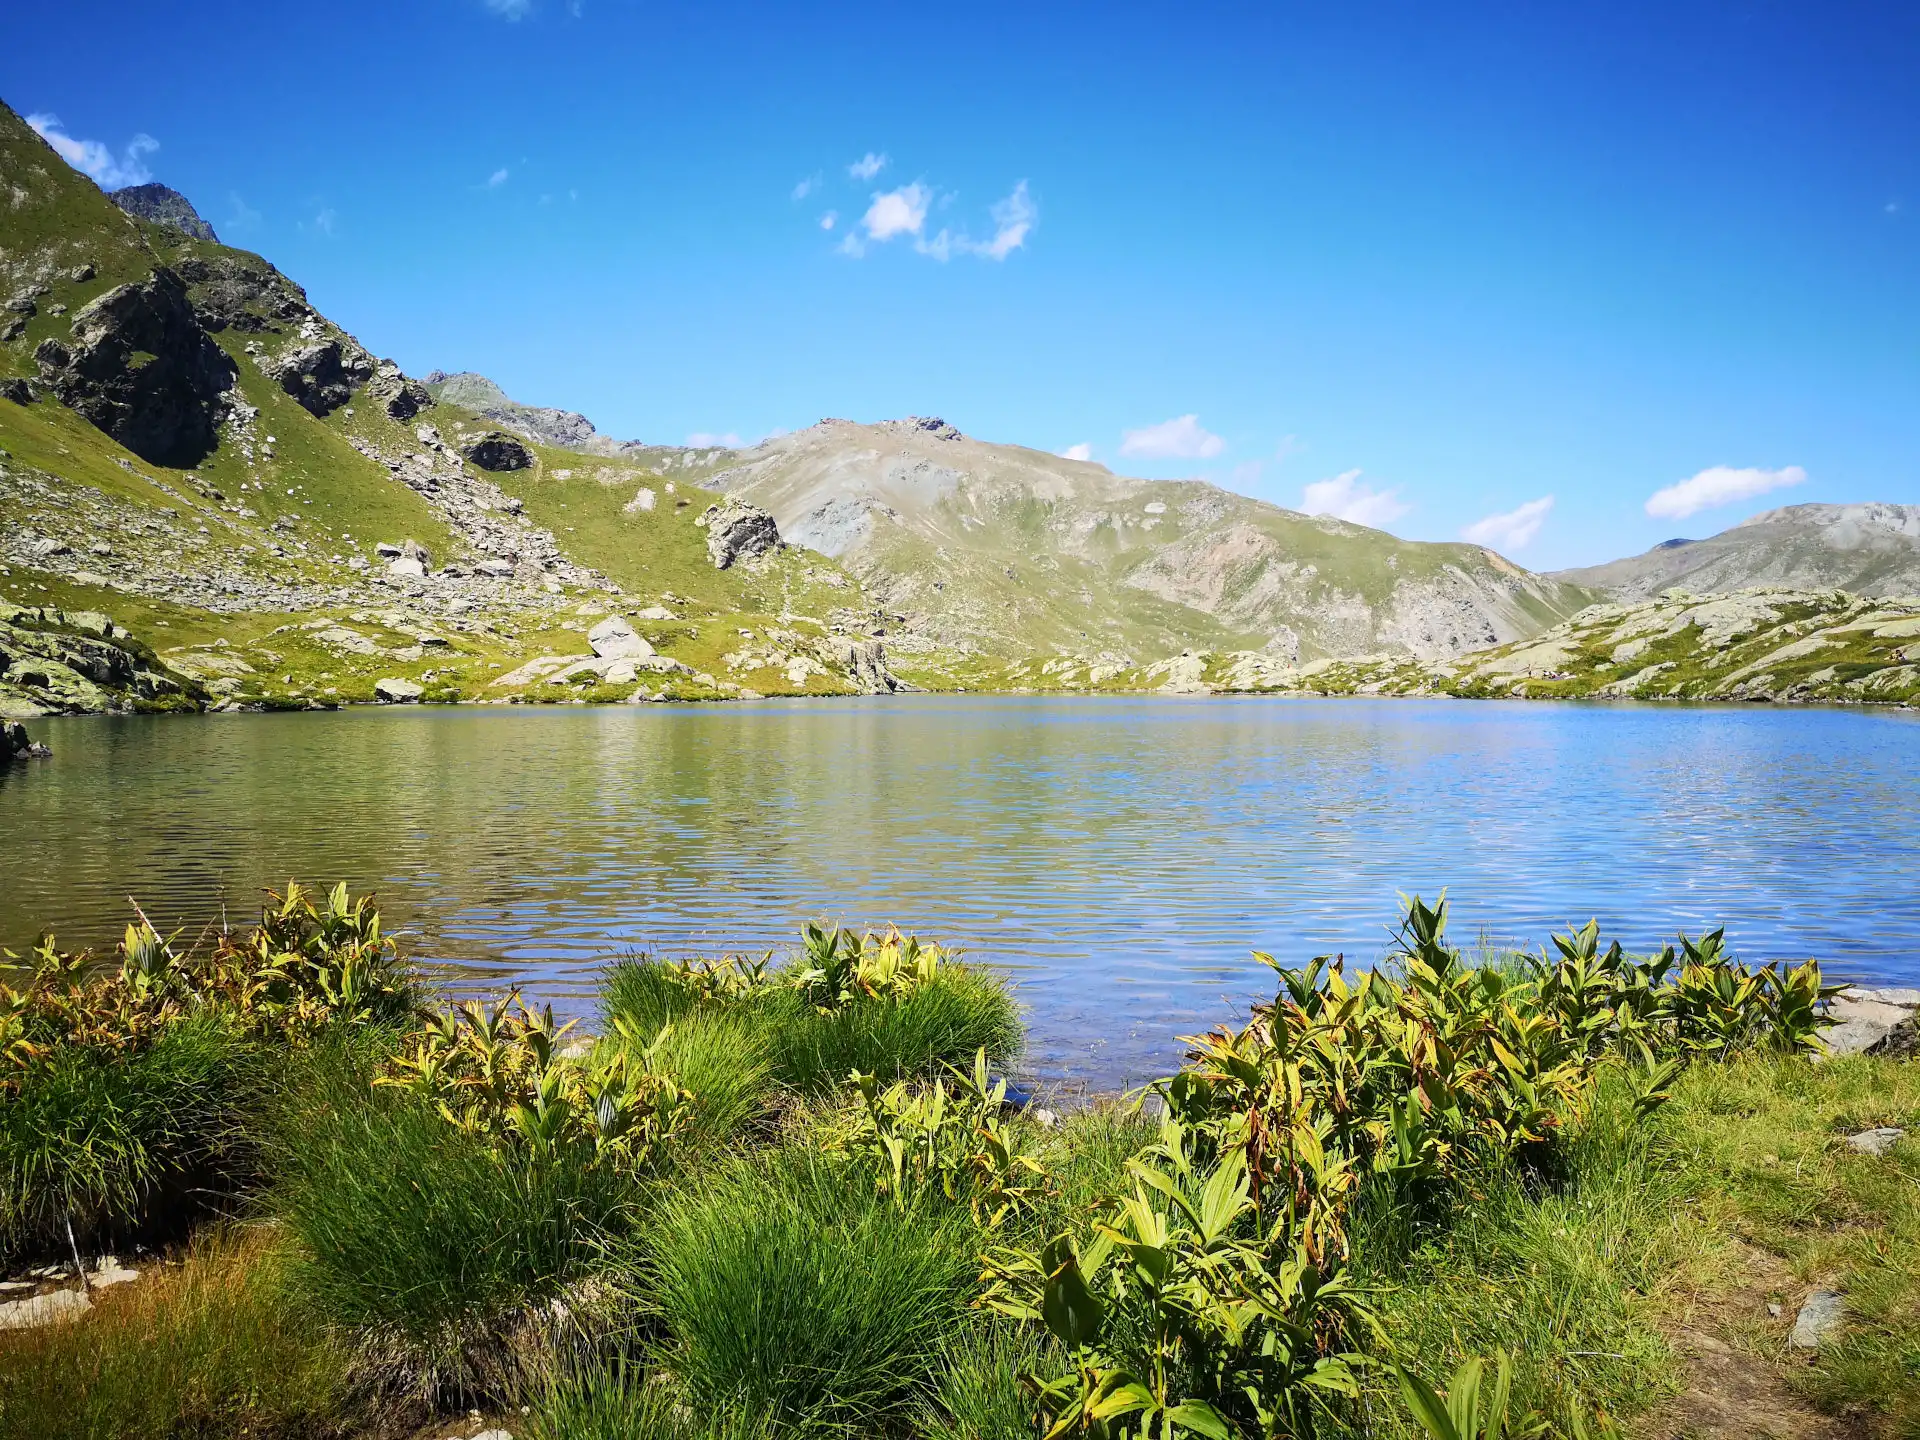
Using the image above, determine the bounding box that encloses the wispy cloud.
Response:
[25,113,158,189]
[920,180,1035,261]
[848,151,888,181]
[1231,461,1264,489]
[1644,465,1805,521]
[1301,469,1411,529]
[1060,443,1093,462]
[1120,415,1225,460]
[819,211,837,230]
[1462,495,1554,550]
[686,432,744,448]
[302,206,338,236]
[792,173,820,201]
[225,192,263,233]
[486,167,509,188]
[483,0,533,17]
[1273,434,1305,465]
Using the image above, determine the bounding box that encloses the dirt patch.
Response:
[1647,1241,1865,1440]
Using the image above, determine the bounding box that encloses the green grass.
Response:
[640,1145,979,1430]
[265,1044,636,1403]
[602,956,1022,1097]
[922,1323,1051,1440]
[0,1014,250,1258]
[524,1363,773,1440]
[0,1227,351,1440]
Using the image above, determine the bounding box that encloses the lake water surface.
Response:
[5,697,1917,1087]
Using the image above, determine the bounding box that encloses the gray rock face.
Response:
[587,616,654,659]
[33,269,236,467]
[109,182,218,241]
[424,371,600,450]
[701,499,781,569]
[260,337,374,417]
[0,377,31,405]
[1789,1289,1845,1349]
[1846,1127,1904,1157]
[839,638,901,693]
[463,432,533,472]
[369,364,432,421]
[2,720,50,762]
[0,605,198,718]
[1820,986,1920,1058]
[374,677,423,703]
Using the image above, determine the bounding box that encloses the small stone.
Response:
[1767,1302,1783,1318]
[0,1287,90,1330]
[1846,1127,1904,1157]
[374,677,424,703]
[1033,1107,1061,1129]
[1790,1290,1844,1348]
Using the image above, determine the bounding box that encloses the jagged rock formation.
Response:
[258,334,373,417]
[109,183,217,241]
[1555,505,1920,600]
[699,498,782,569]
[33,269,236,466]
[461,431,532,472]
[0,604,203,717]
[705,419,1593,660]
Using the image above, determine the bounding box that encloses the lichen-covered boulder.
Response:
[699,499,781,569]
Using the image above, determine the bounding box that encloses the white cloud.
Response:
[310,207,337,236]
[487,167,509,188]
[792,173,819,201]
[974,180,1034,259]
[864,182,929,241]
[26,113,158,189]
[1060,443,1093,462]
[1120,414,1225,460]
[686,432,744,449]
[848,151,888,181]
[1462,495,1554,551]
[1301,469,1412,529]
[819,211,837,230]
[1644,464,1806,520]
[225,192,262,232]
[483,0,533,17]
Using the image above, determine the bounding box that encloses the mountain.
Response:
[422,370,603,451]
[0,98,884,715]
[1553,504,1920,600]
[108,183,217,242]
[703,418,1595,661]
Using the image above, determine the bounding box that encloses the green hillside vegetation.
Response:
[4,891,1917,1440]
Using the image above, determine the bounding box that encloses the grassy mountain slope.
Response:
[0,99,895,712]
[704,418,1596,662]
[1553,503,1920,600]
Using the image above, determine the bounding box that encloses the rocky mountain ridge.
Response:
[1552,503,1920,600]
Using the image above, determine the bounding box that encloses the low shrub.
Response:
[0,1227,351,1440]
[268,1040,636,1403]
[0,882,413,1257]
[642,1146,978,1429]
[601,924,1021,1100]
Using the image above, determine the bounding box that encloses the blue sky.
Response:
[6,0,1915,568]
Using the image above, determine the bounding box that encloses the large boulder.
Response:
[34,269,236,467]
[839,638,902,694]
[462,432,533,472]
[259,336,374,416]
[368,363,432,421]
[700,499,781,569]
[587,616,654,659]
[373,677,423,704]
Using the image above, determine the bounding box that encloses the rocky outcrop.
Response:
[33,269,236,467]
[462,432,533,472]
[368,362,432,421]
[174,252,312,334]
[839,638,902,693]
[373,677,423,704]
[699,499,782,569]
[0,605,201,717]
[587,616,655,659]
[259,336,374,417]
[109,183,218,241]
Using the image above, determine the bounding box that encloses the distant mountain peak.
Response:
[109,183,217,242]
